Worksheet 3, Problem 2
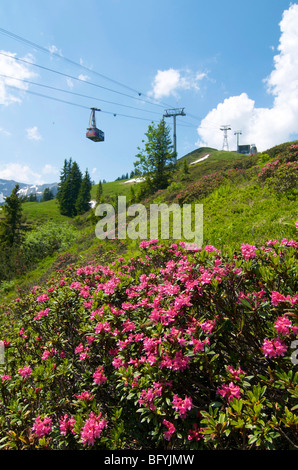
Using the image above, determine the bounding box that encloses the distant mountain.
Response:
[0,179,58,203]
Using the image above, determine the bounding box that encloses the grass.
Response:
[0,140,297,301]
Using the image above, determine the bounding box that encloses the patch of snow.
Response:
[190,154,209,165]
[122,177,145,184]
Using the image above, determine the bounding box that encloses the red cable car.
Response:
[86,107,104,142]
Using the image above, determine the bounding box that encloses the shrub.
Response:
[0,232,297,450]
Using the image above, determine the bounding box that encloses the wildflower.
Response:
[93,366,107,385]
[59,414,76,436]
[75,391,94,401]
[32,415,52,438]
[34,308,49,320]
[36,294,49,303]
[18,366,32,378]
[262,338,288,358]
[274,315,293,336]
[217,382,241,401]
[241,243,256,260]
[80,411,108,446]
[172,394,193,418]
[162,419,175,441]
[1,375,11,381]
[271,291,287,306]
[187,423,202,441]
[227,365,245,381]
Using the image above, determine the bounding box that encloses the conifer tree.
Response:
[96,179,103,203]
[59,161,82,217]
[57,158,72,203]
[76,169,92,214]
[0,184,24,247]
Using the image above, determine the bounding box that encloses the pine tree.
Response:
[59,161,82,217]
[0,184,24,247]
[41,187,54,202]
[57,158,72,203]
[76,169,92,214]
[96,180,103,203]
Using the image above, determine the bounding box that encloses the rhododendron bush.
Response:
[0,237,297,450]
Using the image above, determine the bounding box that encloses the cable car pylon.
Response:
[86,107,104,142]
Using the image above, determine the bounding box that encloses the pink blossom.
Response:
[34,308,49,320]
[274,315,293,336]
[271,291,287,306]
[187,423,202,441]
[241,243,256,260]
[1,375,11,381]
[59,414,76,435]
[162,419,175,441]
[172,394,192,418]
[93,366,107,385]
[75,391,94,401]
[32,415,52,438]
[80,412,108,446]
[227,365,245,381]
[262,338,288,358]
[36,294,49,303]
[217,382,241,401]
[18,366,32,378]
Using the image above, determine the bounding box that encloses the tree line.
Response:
[57,159,92,217]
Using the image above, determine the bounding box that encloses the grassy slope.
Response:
[1,141,297,301]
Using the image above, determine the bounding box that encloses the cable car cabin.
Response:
[86,127,104,142]
[86,107,104,142]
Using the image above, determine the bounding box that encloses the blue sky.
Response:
[0,0,297,185]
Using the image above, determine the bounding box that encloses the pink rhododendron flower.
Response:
[34,308,49,320]
[162,419,175,441]
[1,375,11,381]
[262,338,288,358]
[80,412,108,446]
[217,382,241,401]
[59,414,76,435]
[36,294,49,303]
[188,423,202,441]
[18,366,32,378]
[32,415,52,438]
[93,366,107,385]
[172,394,193,418]
[274,315,294,336]
[75,391,94,401]
[227,365,245,381]
[241,243,256,260]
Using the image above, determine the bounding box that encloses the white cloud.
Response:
[0,127,11,136]
[0,51,37,105]
[78,73,89,82]
[149,68,206,100]
[26,126,42,142]
[0,163,45,184]
[197,4,298,152]
[42,164,58,176]
[48,44,63,56]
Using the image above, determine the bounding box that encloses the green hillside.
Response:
[0,140,297,450]
[0,140,297,300]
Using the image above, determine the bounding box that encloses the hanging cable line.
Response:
[0,73,162,116]
[0,28,203,126]
[5,83,161,122]
[0,26,143,96]
[0,51,165,109]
